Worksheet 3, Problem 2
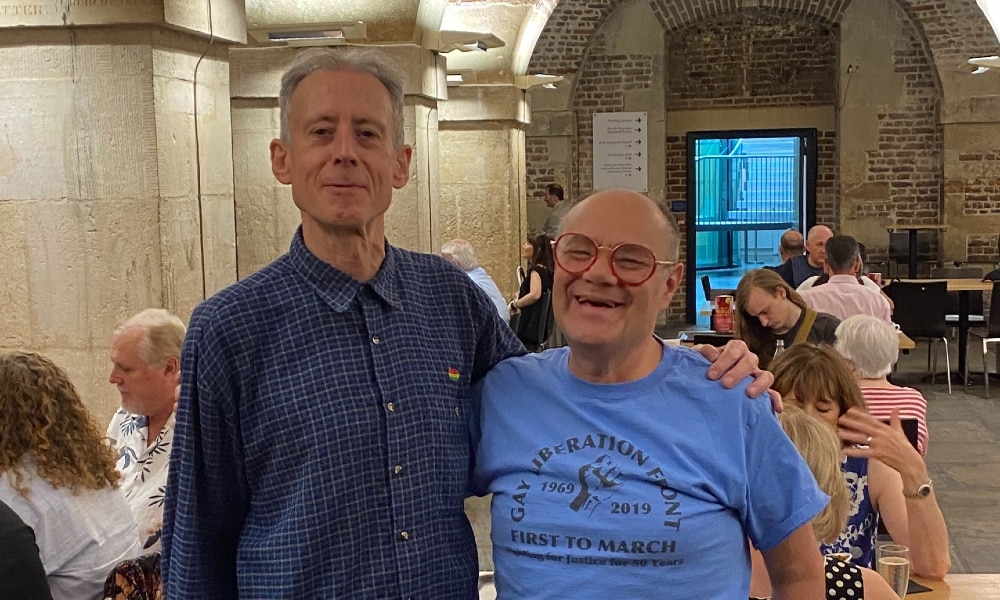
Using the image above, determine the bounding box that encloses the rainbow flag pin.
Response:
[448,367,460,382]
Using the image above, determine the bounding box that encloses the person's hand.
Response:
[696,340,782,410]
[840,408,926,480]
[507,301,519,315]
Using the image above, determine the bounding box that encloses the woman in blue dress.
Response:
[769,343,950,581]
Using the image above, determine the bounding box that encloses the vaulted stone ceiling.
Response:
[244,0,559,84]
[243,0,997,90]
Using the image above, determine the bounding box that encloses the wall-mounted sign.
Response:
[593,111,648,192]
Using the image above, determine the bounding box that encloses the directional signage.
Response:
[593,112,648,192]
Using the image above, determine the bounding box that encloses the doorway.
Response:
[685,129,817,324]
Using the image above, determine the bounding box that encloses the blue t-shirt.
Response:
[472,345,827,599]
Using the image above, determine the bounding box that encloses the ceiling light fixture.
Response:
[514,74,564,90]
[425,31,505,53]
[248,21,367,46]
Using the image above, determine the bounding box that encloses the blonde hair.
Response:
[779,405,849,543]
[0,352,120,495]
[114,308,186,367]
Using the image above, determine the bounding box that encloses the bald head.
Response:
[563,190,680,261]
[779,229,804,263]
[805,225,834,268]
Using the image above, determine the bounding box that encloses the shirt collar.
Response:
[287,227,403,311]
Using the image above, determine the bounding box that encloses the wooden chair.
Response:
[883,281,952,394]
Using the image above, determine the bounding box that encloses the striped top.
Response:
[859,385,929,455]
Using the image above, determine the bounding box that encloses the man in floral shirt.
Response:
[107,308,186,553]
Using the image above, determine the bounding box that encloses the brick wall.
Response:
[853,29,942,227]
[665,10,837,110]
[525,136,558,210]
[571,47,655,199]
[530,0,993,78]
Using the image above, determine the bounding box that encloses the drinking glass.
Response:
[877,543,910,599]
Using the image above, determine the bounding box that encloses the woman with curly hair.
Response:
[0,352,140,600]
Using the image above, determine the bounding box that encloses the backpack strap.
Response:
[792,309,818,346]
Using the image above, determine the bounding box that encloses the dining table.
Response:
[912,574,1000,599]
[898,278,994,384]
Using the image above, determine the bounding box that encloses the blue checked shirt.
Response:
[162,228,524,599]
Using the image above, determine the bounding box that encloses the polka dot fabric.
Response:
[826,556,865,598]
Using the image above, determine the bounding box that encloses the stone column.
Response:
[438,85,529,299]
[0,0,243,417]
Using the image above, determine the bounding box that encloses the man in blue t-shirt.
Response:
[473,190,828,599]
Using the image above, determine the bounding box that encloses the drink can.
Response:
[714,295,734,333]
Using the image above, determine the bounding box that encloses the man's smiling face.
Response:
[552,191,683,356]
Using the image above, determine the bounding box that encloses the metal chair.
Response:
[883,281,952,394]
[967,280,1000,394]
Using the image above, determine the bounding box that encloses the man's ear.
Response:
[270,138,292,185]
[164,356,180,377]
[392,145,413,189]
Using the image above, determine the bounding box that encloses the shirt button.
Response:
[372,335,381,344]
[393,465,403,475]
[386,402,395,412]
[399,531,410,541]
[455,407,461,417]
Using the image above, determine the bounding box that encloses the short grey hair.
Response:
[114,308,186,367]
[834,314,898,378]
[279,47,406,149]
[441,239,479,271]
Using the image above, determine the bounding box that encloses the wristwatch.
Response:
[904,479,933,499]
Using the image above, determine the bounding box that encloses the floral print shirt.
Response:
[107,409,174,553]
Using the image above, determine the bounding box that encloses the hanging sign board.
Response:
[593,111,648,192]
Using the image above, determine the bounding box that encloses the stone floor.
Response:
[889,343,1000,574]
[466,330,1000,575]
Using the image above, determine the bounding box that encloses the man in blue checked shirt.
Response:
[162,46,775,599]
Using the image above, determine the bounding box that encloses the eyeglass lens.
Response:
[555,233,657,284]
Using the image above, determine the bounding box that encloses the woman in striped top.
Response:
[834,315,929,455]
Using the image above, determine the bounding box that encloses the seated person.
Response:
[734,268,840,369]
[0,499,53,600]
[750,405,899,600]
[107,308,185,553]
[473,190,827,599]
[835,315,929,455]
[772,225,832,288]
[441,238,510,322]
[799,236,892,322]
[0,352,140,600]
[769,344,950,579]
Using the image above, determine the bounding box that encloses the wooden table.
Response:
[913,574,1000,599]
[898,331,915,350]
[888,224,949,278]
[898,279,993,382]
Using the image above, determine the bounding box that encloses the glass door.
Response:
[685,129,817,324]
